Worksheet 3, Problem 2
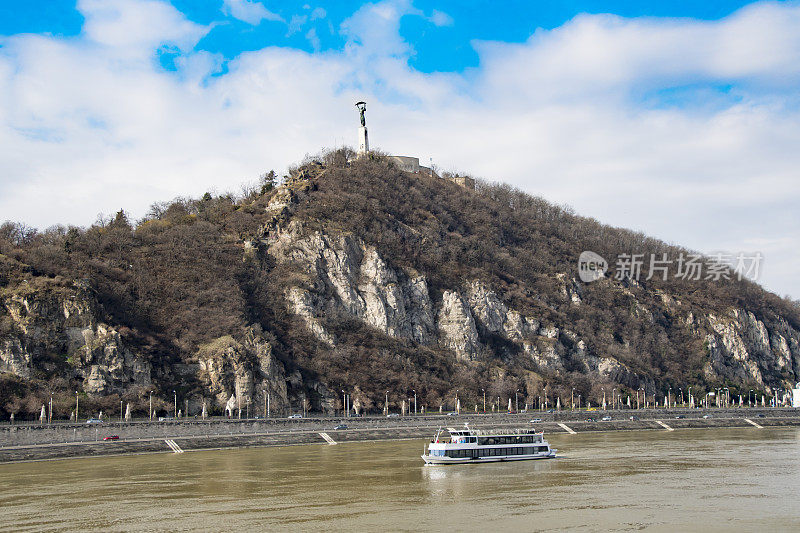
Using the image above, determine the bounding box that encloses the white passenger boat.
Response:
[422,424,557,465]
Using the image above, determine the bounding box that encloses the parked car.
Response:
[158,416,174,422]
[447,412,459,417]
[629,416,639,421]
[86,418,103,424]
[287,414,303,419]
[530,418,542,423]
[103,435,119,441]
[586,417,595,422]
[675,415,685,419]
[333,424,348,430]
[546,409,555,413]
[387,413,399,418]
[702,414,712,419]
[601,416,612,421]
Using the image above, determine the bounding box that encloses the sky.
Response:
[1,0,799,299]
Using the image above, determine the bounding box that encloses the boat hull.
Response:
[421,451,556,465]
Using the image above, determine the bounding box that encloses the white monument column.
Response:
[358,125,369,155]
[356,101,369,156]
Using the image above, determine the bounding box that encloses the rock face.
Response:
[196,326,288,411]
[705,309,800,388]
[437,290,480,360]
[268,222,435,346]
[265,218,643,376]
[0,281,151,393]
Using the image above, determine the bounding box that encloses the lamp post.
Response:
[578,394,582,410]
[515,390,519,413]
[668,387,672,409]
[455,389,459,413]
[341,390,346,418]
[678,387,682,407]
[571,388,575,411]
[413,390,417,415]
[120,400,123,423]
[482,389,486,413]
[49,393,53,425]
[749,389,753,408]
[75,391,79,422]
[149,392,152,421]
[612,388,616,410]
[602,387,606,410]
[264,388,267,418]
[173,390,177,418]
[385,391,389,415]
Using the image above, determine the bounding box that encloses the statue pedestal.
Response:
[358,126,369,156]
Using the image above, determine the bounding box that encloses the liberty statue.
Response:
[355,101,369,155]
[355,101,367,127]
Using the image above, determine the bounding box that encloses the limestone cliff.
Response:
[1,279,150,394]
[196,326,287,411]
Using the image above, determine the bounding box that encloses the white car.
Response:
[287,414,303,419]
[530,418,542,423]
[601,416,612,421]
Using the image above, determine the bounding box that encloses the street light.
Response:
[482,389,486,413]
[515,390,519,413]
[341,390,346,418]
[602,387,605,410]
[749,389,754,407]
[149,391,152,421]
[385,391,389,415]
[75,391,79,422]
[571,388,575,411]
[413,389,417,415]
[173,390,177,418]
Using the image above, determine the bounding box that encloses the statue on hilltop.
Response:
[356,101,367,127]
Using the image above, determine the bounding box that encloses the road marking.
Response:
[557,423,576,434]
[655,420,674,431]
[319,432,337,445]
[744,418,763,429]
[165,439,184,453]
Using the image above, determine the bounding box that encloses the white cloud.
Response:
[1,0,799,298]
[78,0,208,54]
[222,0,283,26]
[428,9,453,27]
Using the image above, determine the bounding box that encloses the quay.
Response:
[1,408,798,463]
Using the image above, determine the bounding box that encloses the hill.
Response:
[1,148,798,418]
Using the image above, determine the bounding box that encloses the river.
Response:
[1,428,798,531]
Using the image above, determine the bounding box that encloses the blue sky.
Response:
[1,1,799,299]
[0,0,758,72]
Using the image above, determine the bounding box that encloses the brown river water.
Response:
[0,427,798,532]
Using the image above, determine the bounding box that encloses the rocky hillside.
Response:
[1,149,798,418]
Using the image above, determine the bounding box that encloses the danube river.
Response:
[1,428,798,531]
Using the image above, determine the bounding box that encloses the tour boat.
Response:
[421,424,557,465]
